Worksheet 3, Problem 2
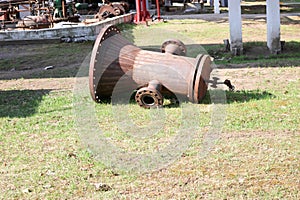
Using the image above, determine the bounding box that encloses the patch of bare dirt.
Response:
[0,42,92,74]
[0,64,79,80]
[213,67,299,91]
[1,65,298,93]
[0,77,75,91]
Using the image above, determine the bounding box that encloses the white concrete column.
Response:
[228,0,243,55]
[214,0,220,14]
[267,0,281,54]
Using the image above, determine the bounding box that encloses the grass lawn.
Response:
[0,16,299,199]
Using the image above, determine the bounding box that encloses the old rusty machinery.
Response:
[94,1,129,21]
[89,24,213,109]
[0,0,78,29]
[0,0,129,29]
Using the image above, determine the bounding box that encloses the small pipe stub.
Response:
[161,39,187,56]
[135,80,163,109]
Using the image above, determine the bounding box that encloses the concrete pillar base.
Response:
[267,0,281,54]
[228,0,243,56]
[231,47,243,56]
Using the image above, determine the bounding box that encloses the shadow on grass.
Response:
[162,90,274,107]
[206,41,300,68]
[98,89,275,108]
[225,90,274,104]
[201,89,274,104]
[0,89,51,118]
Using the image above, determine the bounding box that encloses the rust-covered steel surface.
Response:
[135,80,164,109]
[161,39,187,56]
[94,2,129,21]
[89,24,213,108]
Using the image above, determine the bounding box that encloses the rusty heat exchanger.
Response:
[89,25,213,108]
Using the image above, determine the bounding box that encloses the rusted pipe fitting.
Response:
[161,39,187,56]
[135,80,163,108]
[89,25,213,108]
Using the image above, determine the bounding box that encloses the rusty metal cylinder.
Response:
[89,25,212,107]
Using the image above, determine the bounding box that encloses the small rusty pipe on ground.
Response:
[135,80,163,108]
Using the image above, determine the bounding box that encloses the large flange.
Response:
[161,39,187,56]
[89,25,121,102]
[135,87,164,109]
[189,54,211,103]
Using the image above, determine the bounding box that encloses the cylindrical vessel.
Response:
[89,25,212,106]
